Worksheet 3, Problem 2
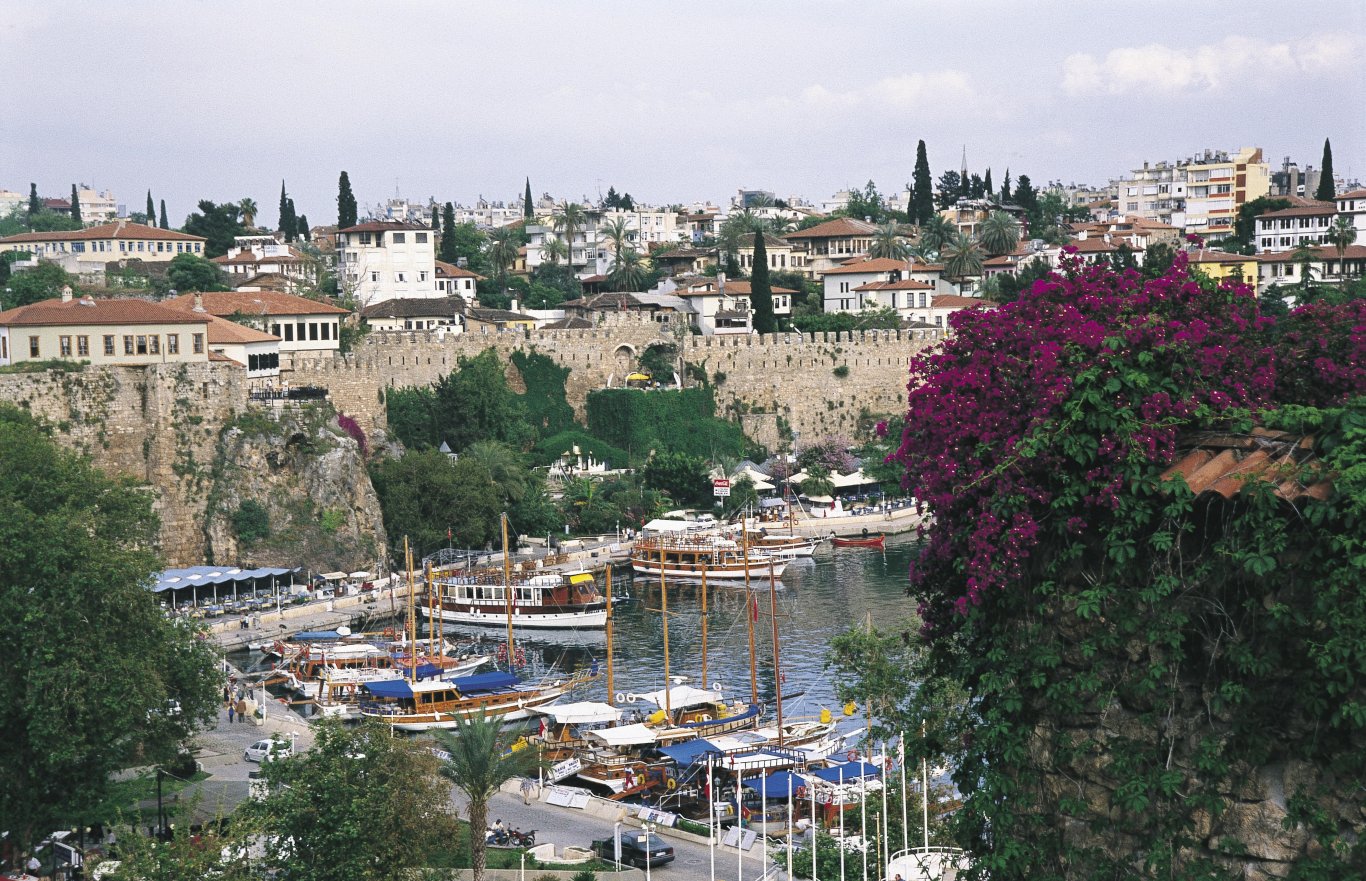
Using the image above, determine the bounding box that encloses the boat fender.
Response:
[615,692,627,704]
[862,527,869,537]
[666,778,677,791]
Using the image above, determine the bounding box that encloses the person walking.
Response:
[236,697,248,723]
[227,703,235,724]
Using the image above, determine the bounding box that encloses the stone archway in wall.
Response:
[613,344,637,375]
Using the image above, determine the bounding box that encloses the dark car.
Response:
[592,831,675,868]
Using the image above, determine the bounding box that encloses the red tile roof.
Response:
[165,291,350,317]
[1257,202,1337,220]
[1187,249,1254,264]
[204,314,279,345]
[0,296,210,327]
[434,260,484,280]
[337,220,431,233]
[0,221,204,244]
[822,257,912,275]
[675,280,798,297]
[931,295,991,309]
[782,217,878,239]
[1160,428,1330,503]
[1257,244,1366,262]
[1337,189,1366,200]
[852,279,935,291]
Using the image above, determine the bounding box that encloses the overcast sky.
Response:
[3,1,1363,226]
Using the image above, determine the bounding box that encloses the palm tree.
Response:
[1325,215,1358,284]
[800,464,836,501]
[977,211,1021,256]
[1291,244,1317,295]
[918,214,955,256]
[942,231,985,283]
[239,197,258,230]
[486,228,521,287]
[599,216,632,256]
[868,223,910,260]
[462,441,528,507]
[551,201,587,267]
[435,714,539,881]
[540,236,568,265]
[607,246,649,292]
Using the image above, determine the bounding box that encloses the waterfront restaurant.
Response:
[151,566,300,615]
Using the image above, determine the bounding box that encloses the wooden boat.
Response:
[631,535,787,582]
[357,670,584,730]
[832,534,885,549]
[422,570,606,629]
[744,530,823,558]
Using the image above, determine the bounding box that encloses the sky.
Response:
[2,1,1364,227]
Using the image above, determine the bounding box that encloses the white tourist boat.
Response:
[421,570,607,629]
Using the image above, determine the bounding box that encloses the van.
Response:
[244,739,292,763]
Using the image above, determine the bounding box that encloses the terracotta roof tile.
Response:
[434,260,484,280]
[0,296,211,327]
[165,291,349,317]
[782,217,878,239]
[1160,429,1331,503]
[204,314,279,345]
[360,296,466,319]
[822,257,913,275]
[0,221,204,244]
[337,220,430,233]
[1257,202,1337,220]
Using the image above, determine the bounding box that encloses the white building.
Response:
[1255,201,1338,253]
[1334,189,1366,238]
[213,236,318,284]
[435,260,482,297]
[75,186,119,224]
[166,290,348,362]
[674,278,795,335]
[821,257,952,313]
[335,221,437,307]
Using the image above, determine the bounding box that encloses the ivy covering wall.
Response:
[586,386,755,461]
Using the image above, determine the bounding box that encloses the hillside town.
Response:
[3,6,1365,881]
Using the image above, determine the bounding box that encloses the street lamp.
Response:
[644,822,656,881]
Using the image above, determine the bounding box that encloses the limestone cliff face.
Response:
[204,409,388,573]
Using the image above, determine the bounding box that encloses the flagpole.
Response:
[737,764,744,881]
[860,765,869,881]
[810,769,818,881]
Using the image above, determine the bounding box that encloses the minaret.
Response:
[961,145,968,182]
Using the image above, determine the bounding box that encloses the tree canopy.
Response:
[2,262,76,309]
[166,252,230,293]
[369,449,503,554]
[182,200,246,258]
[337,171,358,230]
[0,406,220,849]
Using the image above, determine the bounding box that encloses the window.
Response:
[77,336,89,357]
[1,337,6,359]
[137,241,145,251]
[370,272,379,283]
[124,335,135,355]
[136,335,148,355]
[167,334,179,354]
[59,336,72,357]
[321,323,330,341]
[396,272,406,283]
[103,335,115,355]
[29,336,40,357]
[392,232,405,244]
[271,323,281,337]
[192,333,204,354]
[149,335,160,355]
[419,271,428,282]
[284,324,294,342]
[332,322,339,339]
[295,321,305,341]
[359,232,372,245]
[309,323,319,341]
[415,232,427,243]
[194,244,201,253]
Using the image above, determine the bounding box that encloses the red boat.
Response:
[832,534,886,549]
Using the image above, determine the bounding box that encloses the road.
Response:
[453,787,796,881]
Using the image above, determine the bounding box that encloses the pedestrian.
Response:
[236,698,248,723]
[222,684,230,703]
[227,703,235,724]
[520,777,536,805]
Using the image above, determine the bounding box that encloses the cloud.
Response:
[786,72,978,113]
[1061,34,1363,96]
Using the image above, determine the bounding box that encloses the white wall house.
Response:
[821,257,952,313]
[1254,202,1337,253]
[335,221,437,306]
[167,291,348,362]
[1335,189,1366,238]
[674,278,795,335]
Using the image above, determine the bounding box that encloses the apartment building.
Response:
[1255,201,1338,252]
[335,221,437,306]
[0,221,206,265]
[1110,147,1270,239]
[0,288,209,367]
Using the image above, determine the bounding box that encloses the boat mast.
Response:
[768,555,783,745]
[659,545,672,719]
[605,566,614,706]
[743,513,758,706]
[404,537,416,683]
[699,566,708,691]
[427,558,437,653]
[502,513,515,670]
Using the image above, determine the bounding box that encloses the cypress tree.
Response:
[912,140,934,224]
[159,200,169,229]
[146,190,155,222]
[337,171,358,229]
[438,203,458,264]
[296,214,310,241]
[431,205,441,232]
[285,197,298,242]
[984,169,994,200]
[524,178,533,218]
[278,181,290,240]
[28,183,40,218]
[749,232,777,335]
[1001,169,1012,201]
[70,184,82,225]
[1315,138,1336,201]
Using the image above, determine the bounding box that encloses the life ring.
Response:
[666,778,677,791]
[626,694,638,704]
[711,682,723,692]
[796,785,808,799]
[847,749,860,762]
[615,692,627,704]
[699,714,712,722]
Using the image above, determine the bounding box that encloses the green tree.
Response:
[297,213,310,241]
[799,464,835,500]
[1326,214,1358,283]
[721,474,759,518]
[941,231,984,282]
[523,177,534,218]
[486,226,521,290]
[869,222,910,260]
[370,450,502,552]
[917,213,955,256]
[976,210,1021,256]
[844,180,888,223]
[28,182,40,218]
[1231,196,1291,248]
[539,235,568,265]
[431,203,441,233]
[1141,241,1177,279]
[1315,137,1335,201]
[935,170,961,209]
[241,719,460,881]
[643,450,711,506]
[231,499,271,544]
[337,170,358,229]
[438,203,459,263]
[606,246,649,292]
[278,182,296,242]
[147,190,156,223]
[983,257,1051,304]
[238,197,258,229]
[4,263,76,308]
[912,140,935,224]
[70,184,81,225]
[435,714,540,881]
[166,252,230,292]
[384,386,439,449]
[603,186,620,209]
[24,209,82,233]
[182,200,246,258]
[1000,167,1012,200]
[461,440,530,511]
[551,202,587,268]
[599,216,631,255]
[1013,175,1039,229]
[0,405,220,852]
[983,168,993,199]
[528,261,580,305]
[435,349,535,451]
[749,232,777,333]
[158,199,169,229]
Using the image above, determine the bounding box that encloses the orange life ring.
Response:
[796,785,808,799]
[846,749,859,762]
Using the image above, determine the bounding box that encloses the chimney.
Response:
[192,293,205,313]
[510,298,519,313]
[60,285,73,303]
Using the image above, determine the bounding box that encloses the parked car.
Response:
[244,738,293,763]
[592,831,675,868]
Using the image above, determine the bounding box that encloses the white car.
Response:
[244,739,293,763]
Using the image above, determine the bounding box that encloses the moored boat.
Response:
[832,534,886,549]
[357,669,586,730]
[631,535,787,582]
[422,569,607,629]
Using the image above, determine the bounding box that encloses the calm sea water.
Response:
[232,535,922,731]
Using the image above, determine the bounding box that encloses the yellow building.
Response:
[1183,147,1270,240]
[0,221,207,265]
[0,289,210,367]
[1187,249,1259,284]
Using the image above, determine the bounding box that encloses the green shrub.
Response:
[232,500,271,544]
[319,509,345,533]
[833,364,850,378]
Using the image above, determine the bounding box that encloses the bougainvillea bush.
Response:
[891,252,1366,879]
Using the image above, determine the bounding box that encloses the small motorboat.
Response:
[832,534,885,549]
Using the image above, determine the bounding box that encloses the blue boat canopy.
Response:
[363,679,415,699]
[742,770,807,798]
[295,630,343,641]
[449,671,519,693]
[812,761,881,782]
[657,738,723,766]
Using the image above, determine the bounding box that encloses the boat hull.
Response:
[419,604,608,629]
[630,558,787,581]
[832,536,885,549]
